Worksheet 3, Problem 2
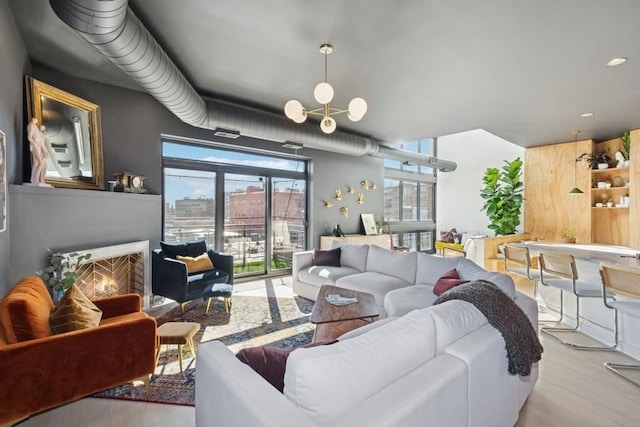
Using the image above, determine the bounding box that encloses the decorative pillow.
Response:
[176,252,214,273]
[440,229,456,243]
[160,240,207,259]
[311,248,341,267]
[236,340,337,392]
[433,268,470,296]
[49,285,102,335]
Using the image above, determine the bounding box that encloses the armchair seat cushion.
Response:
[188,269,230,286]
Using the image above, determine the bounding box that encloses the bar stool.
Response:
[538,252,614,350]
[504,244,541,300]
[599,264,640,387]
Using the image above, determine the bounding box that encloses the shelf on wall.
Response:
[591,187,630,192]
[591,207,629,210]
[591,166,629,174]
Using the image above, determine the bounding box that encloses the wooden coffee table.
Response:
[310,285,379,342]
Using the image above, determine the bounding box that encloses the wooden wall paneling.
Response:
[629,129,640,247]
[524,140,591,242]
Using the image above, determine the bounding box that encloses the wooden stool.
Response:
[156,322,201,372]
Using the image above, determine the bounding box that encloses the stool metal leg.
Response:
[604,362,640,388]
[542,292,616,351]
[178,344,184,373]
[205,297,212,315]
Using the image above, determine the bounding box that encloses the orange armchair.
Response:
[0,277,157,426]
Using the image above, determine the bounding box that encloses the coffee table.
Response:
[310,285,379,342]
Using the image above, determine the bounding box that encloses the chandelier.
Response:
[284,44,367,134]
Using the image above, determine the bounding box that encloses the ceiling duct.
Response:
[49,0,457,172]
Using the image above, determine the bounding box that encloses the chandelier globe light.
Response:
[284,43,367,134]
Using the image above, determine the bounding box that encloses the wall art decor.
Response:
[340,206,349,217]
[335,188,343,200]
[357,193,365,204]
[361,213,377,235]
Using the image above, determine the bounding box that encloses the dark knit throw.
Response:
[433,280,543,376]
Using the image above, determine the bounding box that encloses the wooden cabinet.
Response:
[524,128,640,247]
[589,138,634,246]
[320,234,390,250]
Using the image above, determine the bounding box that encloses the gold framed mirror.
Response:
[25,76,104,190]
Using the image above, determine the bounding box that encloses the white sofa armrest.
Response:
[292,250,314,293]
[196,341,316,427]
[514,291,539,333]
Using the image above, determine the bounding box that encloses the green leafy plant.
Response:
[480,157,524,236]
[577,149,611,169]
[38,250,91,291]
[621,130,631,160]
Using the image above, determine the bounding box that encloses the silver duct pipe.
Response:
[50,0,457,171]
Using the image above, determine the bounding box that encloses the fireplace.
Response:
[65,241,151,309]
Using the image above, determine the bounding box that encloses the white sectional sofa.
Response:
[196,298,539,427]
[291,243,536,321]
[195,244,540,427]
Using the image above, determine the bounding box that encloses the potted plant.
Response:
[561,228,576,244]
[480,157,524,236]
[578,149,611,169]
[38,250,91,302]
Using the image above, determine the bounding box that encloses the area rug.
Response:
[92,294,315,406]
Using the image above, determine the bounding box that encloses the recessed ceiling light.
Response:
[606,57,627,67]
[580,112,595,118]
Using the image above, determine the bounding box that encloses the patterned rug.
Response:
[92,294,315,406]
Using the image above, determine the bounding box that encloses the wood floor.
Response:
[16,277,640,427]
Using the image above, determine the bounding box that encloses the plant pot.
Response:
[597,163,609,169]
[561,237,576,244]
[625,160,631,167]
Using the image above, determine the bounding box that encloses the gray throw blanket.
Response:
[433,280,543,376]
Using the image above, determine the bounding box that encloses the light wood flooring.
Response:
[16,277,640,427]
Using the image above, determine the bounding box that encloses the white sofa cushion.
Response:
[328,242,369,272]
[284,308,437,425]
[384,284,437,317]
[365,245,417,283]
[336,271,411,309]
[456,258,516,299]
[298,265,361,287]
[415,253,462,286]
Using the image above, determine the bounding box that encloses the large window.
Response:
[162,139,308,277]
[383,139,437,252]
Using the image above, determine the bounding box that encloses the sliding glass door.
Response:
[162,139,308,277]
[163,168,216,245]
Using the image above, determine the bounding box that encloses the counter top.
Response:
[514,241,640,268]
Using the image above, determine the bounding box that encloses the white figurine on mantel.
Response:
[25,117,52,187]
[615,150,625,168]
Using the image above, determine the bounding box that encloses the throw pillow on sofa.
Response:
[312,248,341,267]
[433,269,469,296]
[50,285,102,334]
[236,340,337,392]
[176,252,214,273]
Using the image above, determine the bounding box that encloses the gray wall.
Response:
[0,0,30,292]
[8,185,161,285]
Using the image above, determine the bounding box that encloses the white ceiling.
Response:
[9,0,640,147]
